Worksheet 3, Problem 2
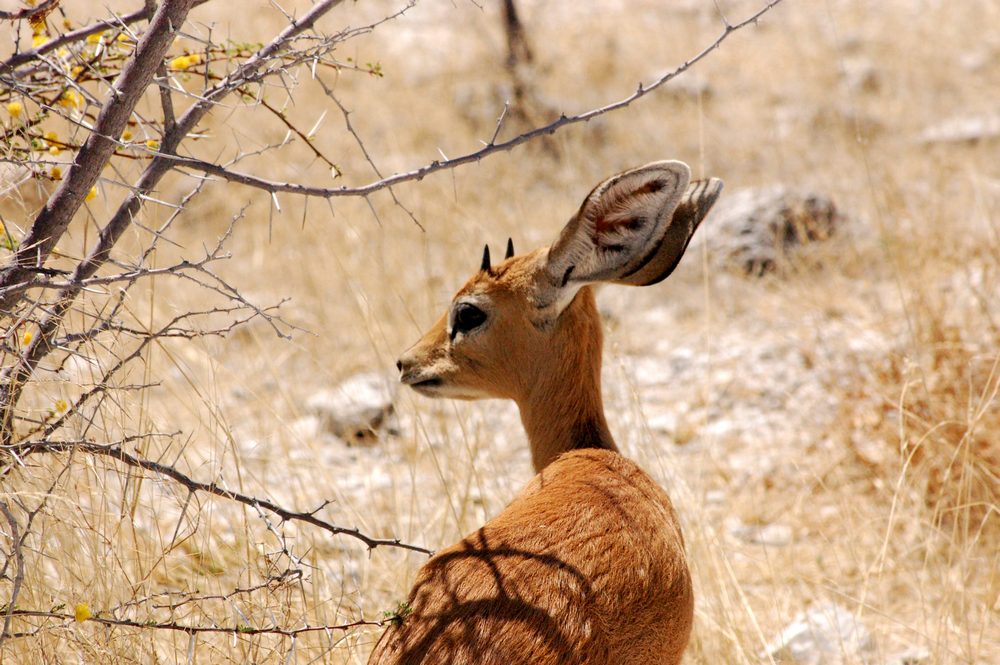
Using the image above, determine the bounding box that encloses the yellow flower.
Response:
[49,145,61,156]
[58,90,82,109]
[168,53,201,71]
[29,15,45,35]
[121,129,133,141]
[32,35,49,48]
[54,399,68,412]
[44,130,58,144]
[50,166,62,180]
[21,331,33,345]
[74,603,91,622]
[117,33,132,43]
[86,32,104,45]
[6,101,22,118]
[86,186,97,202]
[145,139,159,151]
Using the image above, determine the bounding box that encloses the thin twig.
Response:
[170,0,785,201]
[3,438,433,555]
[1,608,385,638]
[0,0,60,22]
[488,101,510,146]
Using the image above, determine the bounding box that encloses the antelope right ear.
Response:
[611,176,723,286]
[542,162,722,293]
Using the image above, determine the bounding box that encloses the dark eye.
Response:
[451,302,487,338]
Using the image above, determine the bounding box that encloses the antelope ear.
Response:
[544,161,692,287]
[612,177,723,286]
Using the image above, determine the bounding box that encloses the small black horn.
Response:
[505,237,515,260]
[481,244,491,272]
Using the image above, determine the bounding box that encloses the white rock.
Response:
[705,489,726,504]
[762,603,875,665]
[840,57,880,93]
[289,415,323,440]
[306,372,397,444]
[885,647,930,665]
[726,517,793,546]
[919,114,1000,144]
[646,411,678,434]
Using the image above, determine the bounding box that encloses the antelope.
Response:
[372,161,722,665]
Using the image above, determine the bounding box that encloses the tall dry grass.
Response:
[2,0,998,662]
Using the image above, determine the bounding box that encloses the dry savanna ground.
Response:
[1,0,998,663]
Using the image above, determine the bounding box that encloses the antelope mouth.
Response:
[403,375,444,395]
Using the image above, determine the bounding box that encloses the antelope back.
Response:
[369,449,693,665]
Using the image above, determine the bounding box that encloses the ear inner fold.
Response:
[545,161,692,286]
[614,177,724,286]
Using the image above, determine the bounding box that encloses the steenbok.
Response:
[372,161,722,665]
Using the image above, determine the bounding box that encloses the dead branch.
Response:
[2,438,433,555]
[0,0,350,444]
[0,0,60,22]
[0,0,199,311]
[0,0,347,314]
[149,569,302,611]
[2,608,384,639]
[0,1,220,73]
[0,502,24,650]
[167,0,785,201]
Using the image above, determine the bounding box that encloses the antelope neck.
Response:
[516,287,619,472]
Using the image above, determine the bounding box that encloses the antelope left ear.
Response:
[544,161,693,287]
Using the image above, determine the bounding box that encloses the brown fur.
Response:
[377,162,721,664]
[369,448,691,665]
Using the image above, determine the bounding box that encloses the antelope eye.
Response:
[451,302,487,337]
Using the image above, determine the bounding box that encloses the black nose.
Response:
[395,359,403,372]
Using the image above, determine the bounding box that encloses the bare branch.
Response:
[322,85,422,228]
[489,101,511,146]
[2,608,384,639]
[0,501,24,650]
[0,0,60,22]
[0,0,350,442]
[150,570,302,611]
[257,96,339,174]
[3,438,433,555]
[168,0,785,201]
[0,0,199,312]
[0,0,350,313]
[0,1,210,72]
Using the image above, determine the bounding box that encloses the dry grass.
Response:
[2,0,998,662]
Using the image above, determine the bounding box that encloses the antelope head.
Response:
[396,161,722,469]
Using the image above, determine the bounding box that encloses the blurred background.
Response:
[1,0,998,662]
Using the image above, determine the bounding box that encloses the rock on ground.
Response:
[918,113,1000,144]
[306,371,397,444]
[762,602,875,665]
[698,186,844,275]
